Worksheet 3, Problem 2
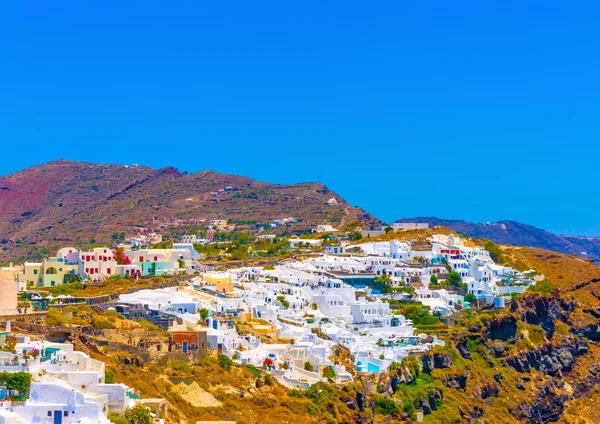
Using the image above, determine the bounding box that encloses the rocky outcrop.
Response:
[422,352,453,373]
[485,314,518,342]
[572,323,600,341]
[419,390,442,415]
[444,373,467,390]
[491,341,507,357]
[514,294,576,338]
[505,338,588,375]
[513,380,568,423]
[455,337,471,359]
[473,382,499,399]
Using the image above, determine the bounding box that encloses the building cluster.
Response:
[0,324,165,423]
[269,217,297,228]
[0,230,540,418]
[113,233,537,380]
[16,245,207,288]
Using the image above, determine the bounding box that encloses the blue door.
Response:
[183,341,188,353]
[53,411,62,424]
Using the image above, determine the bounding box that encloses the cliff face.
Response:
[365,291,600,423]
[0,160,383,263]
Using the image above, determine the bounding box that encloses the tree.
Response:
[384,226,393,234]
[304,361,314,372]
[178,258,185,269]
[0,372,32,396]
[372,274,392,293]
[124,404,152,424]
[114,247,131,265]
[483,239,504,264]
[429,274,438,285]
[344,221,363,241]
[198,308,209,322]
[465,293,476,303]
[276,295,290,308]
[322,366,336,381]
[446,271,462,286]
[343,221,363,233]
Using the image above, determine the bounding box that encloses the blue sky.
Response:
[1,1,599,235]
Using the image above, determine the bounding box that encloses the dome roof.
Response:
[0,269,15,281]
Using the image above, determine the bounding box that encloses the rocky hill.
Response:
[396,217,600,263]
[0,160,382,263]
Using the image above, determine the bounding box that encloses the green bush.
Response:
[108,413,128,424]
[46,308,68,327]
[446,272,462,286]
[483,239,504,264]
[124,404,152,424]
[245,364,261,378]
[322,366,336,381]
[51,282,83,296]
[136,319,161,332]
[0,371,32,395]
[218,354,233,371]
[373,394,399,415]
[527,280,555,296]
[92,317,116,330]
[171,360,192,373]
[276,295,290,308]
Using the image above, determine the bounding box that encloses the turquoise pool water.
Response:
[367,362,380,373]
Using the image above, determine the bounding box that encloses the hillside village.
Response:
[0,222,543,423]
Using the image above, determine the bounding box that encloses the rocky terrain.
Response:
[396,217,600,263]
[0,160,382,263]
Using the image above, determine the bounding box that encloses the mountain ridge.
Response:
[0,160,383,263]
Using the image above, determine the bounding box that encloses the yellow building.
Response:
[247,321,279,338]
[19,259,78,288]
[202,272,234,294]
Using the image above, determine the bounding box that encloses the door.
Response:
[183,341,188,353]
[53,411,63,424]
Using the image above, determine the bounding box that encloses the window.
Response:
[48,411,52,417]
[64,411,69,417]
[34,270,38,275]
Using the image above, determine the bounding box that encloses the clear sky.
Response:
[1,1,599,235]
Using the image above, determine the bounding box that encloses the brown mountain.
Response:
[0,160,382,263]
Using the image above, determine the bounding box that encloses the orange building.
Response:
[170,329,208,358]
